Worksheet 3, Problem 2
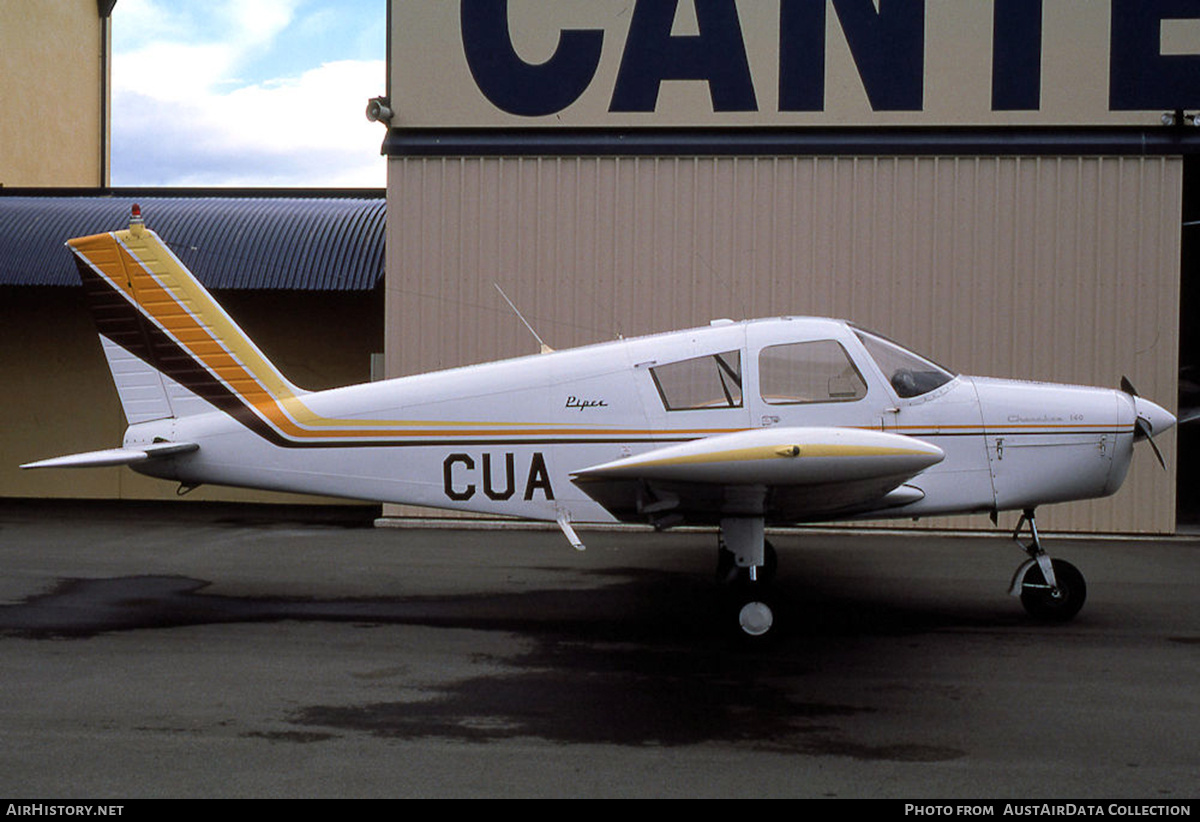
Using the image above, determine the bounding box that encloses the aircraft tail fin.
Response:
[67,205,304,425]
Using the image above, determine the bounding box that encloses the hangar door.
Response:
[385,155,1181,534]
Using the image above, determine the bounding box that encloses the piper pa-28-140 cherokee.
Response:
[24,207,1177,640]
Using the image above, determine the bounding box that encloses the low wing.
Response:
[21,441,199,470]
[570,427,943,526]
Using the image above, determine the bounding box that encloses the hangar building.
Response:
[374,1,1200,535]
[1,191,386,505]
[0,0,114,188]
[0,2,388,508]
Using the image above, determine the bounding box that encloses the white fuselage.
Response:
[124,317,1153,526]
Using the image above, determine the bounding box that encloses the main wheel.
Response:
[737,597,775,637]
[725,585,777,642]
[1019,559,1086,622]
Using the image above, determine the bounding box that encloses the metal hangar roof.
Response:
[0,191,385,290]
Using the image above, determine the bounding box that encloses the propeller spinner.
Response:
[1120,377,1176,469]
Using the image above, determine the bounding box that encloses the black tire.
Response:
[1020,559,1087,622]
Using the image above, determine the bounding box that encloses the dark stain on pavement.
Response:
[0,571,977,758]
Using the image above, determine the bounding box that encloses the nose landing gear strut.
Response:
[1008,509,1087,622]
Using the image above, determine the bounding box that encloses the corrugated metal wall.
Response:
[386,155,1181,534]
[2,194,388,504]
[0,196,386,289]
[4,289,383,503]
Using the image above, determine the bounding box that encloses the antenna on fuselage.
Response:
[494,283,553,354]
[693,251,747,321]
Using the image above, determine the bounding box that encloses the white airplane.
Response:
[24,206,1177,640]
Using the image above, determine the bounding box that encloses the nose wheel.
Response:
[1009,509,1087,622]
[1018,557,1087,622]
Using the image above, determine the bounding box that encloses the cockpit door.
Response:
[746,328,880,432]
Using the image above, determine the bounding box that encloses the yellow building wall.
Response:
[0,0,107,187]
[3,287,383,504]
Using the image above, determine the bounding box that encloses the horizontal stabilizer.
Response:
[21,441,199,470]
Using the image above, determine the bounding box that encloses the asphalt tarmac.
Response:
[0,500,1196,799]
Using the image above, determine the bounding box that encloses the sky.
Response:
[110,0,388,188]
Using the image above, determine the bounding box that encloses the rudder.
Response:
[68,205,304,425]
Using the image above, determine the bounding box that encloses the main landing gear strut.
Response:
[713,507,1088,639]
[716,516,779,640]
[1008,508,1087,622]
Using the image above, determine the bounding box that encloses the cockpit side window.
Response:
[853,329,955,398]
[759,340,867,405]
[651,351,743,411]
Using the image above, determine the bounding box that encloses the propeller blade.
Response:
[1123,377,1169,469]
[1135,417,1167,470]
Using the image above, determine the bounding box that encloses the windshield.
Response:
[853,328,956,399]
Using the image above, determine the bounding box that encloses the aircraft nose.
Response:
[1134,396,1176,440]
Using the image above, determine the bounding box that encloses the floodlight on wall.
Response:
[366,97,394,125]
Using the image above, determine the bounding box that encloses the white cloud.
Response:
[111,0,387,187]
[115,42,242,103]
